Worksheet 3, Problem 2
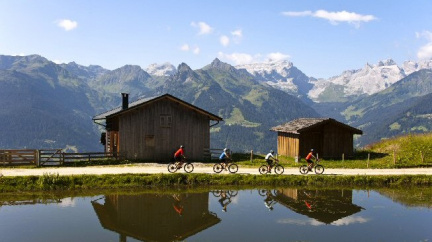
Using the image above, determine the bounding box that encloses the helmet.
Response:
[270,150,274,154]
[223,148,227,152]
[180,145,184,148]
[311,149,314,152]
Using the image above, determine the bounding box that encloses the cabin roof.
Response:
[270,118,362,135]
[93,93,223,121]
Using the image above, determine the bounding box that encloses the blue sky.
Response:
[1,0,432,78]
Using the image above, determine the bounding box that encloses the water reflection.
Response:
[270,188,364,224]
[0,187,430,241]
[91,192,220,241]
[211,190,238,212]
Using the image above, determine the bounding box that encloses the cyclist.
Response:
[218,191,231,212]
[305,149,317,171]
[174,145,186,167]
[219,148,231,170]
[265,150,279,173]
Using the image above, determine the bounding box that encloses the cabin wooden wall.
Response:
[299,122,354,159]
[276,132,299,157]
[117,99,211,161]
[278,122,357,159]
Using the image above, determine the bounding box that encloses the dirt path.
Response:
[1,163,432,176]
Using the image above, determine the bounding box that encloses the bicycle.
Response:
[167,157,194,173]
[259,159,284,175]
[213,158,238,174]
[299,158,324,174]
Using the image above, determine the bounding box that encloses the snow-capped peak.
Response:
[145,62,176,76]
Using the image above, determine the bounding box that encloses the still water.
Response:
[0,187,431,242]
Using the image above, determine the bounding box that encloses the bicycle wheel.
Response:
[228,190,238,197]
[299,165,309,174]
[259,165,268,174]
[213,163,223,173]
[184,163,194,173]
[228,163,238,173]
[168,163,177,173]
[212,190,222,197]
[314,165,324,174]
[258,189,267,197]
[274,165,284,175]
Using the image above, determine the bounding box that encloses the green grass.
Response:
[1,173,431,192]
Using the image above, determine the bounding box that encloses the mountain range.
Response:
[1,54,431,153]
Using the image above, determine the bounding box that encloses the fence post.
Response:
[393,150,396,165]
[420,151,424,163]
[367,153,370,168]
[250,150,253,163]
[36,150,40,167]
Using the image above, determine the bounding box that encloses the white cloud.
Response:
[217,52,261,65]
[416,31,432,60]
[282,10,377,27]
[282,11,313,17]
[180,44,190,51]
[417,42,432,59]
[56,19,78,31]
[191,21,213,35]
[231,29,243,44]
[266,52,290,62]
[331,216,369,226]
[231,29,243,38]
[220,35,230,47]
[416,30,432,41]
[193,46,200,54]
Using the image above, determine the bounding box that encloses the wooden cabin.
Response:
[92,193,220,241]
[93,93,223,161]
[270,118,362,159]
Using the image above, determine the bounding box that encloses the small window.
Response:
[160,115,172,127]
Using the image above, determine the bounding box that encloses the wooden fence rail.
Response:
[0,149,121,167]
[0,149,37,166]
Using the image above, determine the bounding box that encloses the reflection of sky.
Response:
[56,197,76,208]
[277,216,370,226]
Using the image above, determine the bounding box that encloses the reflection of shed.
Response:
[274,188,363,224]
[92,193,220,241]
[93,93,223,161]
[270,118,362,159]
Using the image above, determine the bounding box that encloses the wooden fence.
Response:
[0,149,122,167]
[0,149,38,166]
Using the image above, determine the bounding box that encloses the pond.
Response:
[0,187,431,241]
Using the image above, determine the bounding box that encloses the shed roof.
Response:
[270,118,362,135]
[93,93,223,121]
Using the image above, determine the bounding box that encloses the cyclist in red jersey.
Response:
[174,145,186,167]
[305,149,317,171]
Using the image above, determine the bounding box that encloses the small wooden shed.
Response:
[270,118,362,159]
[93,93,223,161]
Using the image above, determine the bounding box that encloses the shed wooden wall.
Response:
[117,99,211,161]
[299,122,355,159]
[276,132,300,157]
[277,122,357,159]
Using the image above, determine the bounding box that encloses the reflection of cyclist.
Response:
[305,149,317,171]
[174,145,186,167]
[264,191,277,211]
[265,150,279,173]
[172,194,183,216]
[218,191,231,212]
[303,191,314,211]
[219,148,231,170]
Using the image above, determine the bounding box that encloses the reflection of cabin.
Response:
[273,188,363,224]
[93,93,223,161]
[91,193,220,241]
[270,118,362,159]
